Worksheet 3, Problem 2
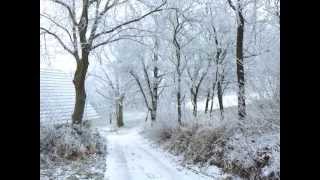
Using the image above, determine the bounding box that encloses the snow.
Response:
[98,112,228,180]
[186,93,260,111]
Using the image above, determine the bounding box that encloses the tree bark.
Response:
[217,80,224,120]
[173,11,182,126]
[72,56,89,124]
[176,54,182,125]
[116,96,124,127]
[236,12,246,120]
[150,109,156,122]
[190,75,205,118]
[209,81,216,116]
[204,90,210,114]
[72,1,89,125]
[227,0,247,120]
[209,93,214,116]
[192,95,197,117]
[177,85,182,125]
[151,42,159,122]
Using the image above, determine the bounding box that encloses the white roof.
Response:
[40,68,100,124]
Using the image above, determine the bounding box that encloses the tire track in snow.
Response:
[101,127,222,180]
[104,135,132,180]
[124,143,181,180]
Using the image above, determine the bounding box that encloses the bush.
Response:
[153,121,280,180]
[40,122,106,163]
[184,126,225,165]
[167,127,194,155]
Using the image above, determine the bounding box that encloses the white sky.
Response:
[40,0,129,73]
[40,0,76,73]
[40,53,76,74]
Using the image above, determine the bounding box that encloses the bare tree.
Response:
[40,0,166,124]
[129,38,163,125]
[227,0,246,120]
[168,8,192,125]
[265,0,280,25]
[90,66,127,127]
[151,38,160,123]
[186,57,210,118]
[201,3,231,120]
[212,24,228,120]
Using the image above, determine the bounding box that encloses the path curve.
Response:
[99,126,225,180]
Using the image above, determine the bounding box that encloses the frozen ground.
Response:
[98,111,230,180]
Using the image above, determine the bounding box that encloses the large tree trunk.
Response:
[72,57,89,124]
[151,85,157,123]
[177,58,182,125]
[116,96,124,127]
[217,80,224,120]
[177,77,182,125]
[236,13,246,120]
[150,109,156,122]
[72,4,89,125]
[193,98,197,117]
[151,48,159,122]
[191,89,198,117]
[174,21,182,126]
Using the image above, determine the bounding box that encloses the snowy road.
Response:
[99,126,225,180]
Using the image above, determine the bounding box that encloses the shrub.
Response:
[40,122,106,163]
[152,121,280,179]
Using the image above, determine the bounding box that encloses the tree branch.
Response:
[93,0,166,40]
[40,27,75,57]
[130,70,151,110]
[227,0,237,11]
[40,13,73,44]
[51,0,77,25]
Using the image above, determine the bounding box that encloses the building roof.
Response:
[40,68,100,124]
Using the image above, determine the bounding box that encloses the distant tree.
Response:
[90,66,127,127]
[167,6,195,125]
[186,54,211,118]
[130,38,163,125]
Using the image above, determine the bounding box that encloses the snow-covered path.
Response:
[99,125,225,180]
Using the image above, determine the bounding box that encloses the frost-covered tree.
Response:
[227,0,247,120]
[185,50,211,118]
[89,63,129,127]
[199,1,234,120]
[165,0,199,124]
[129,37,163,125]
[40,0,166,124]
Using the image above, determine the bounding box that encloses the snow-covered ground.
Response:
[186,93,260,111]
[97,112,229,180]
